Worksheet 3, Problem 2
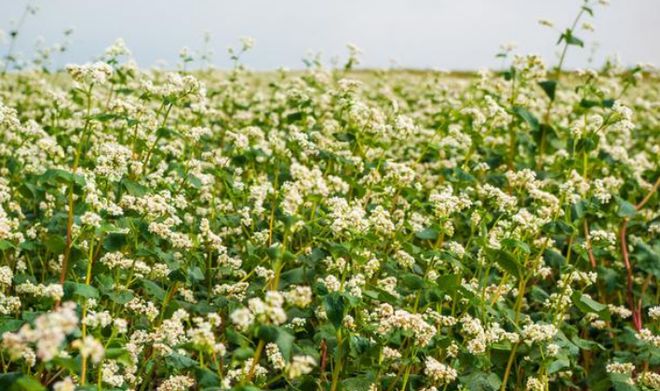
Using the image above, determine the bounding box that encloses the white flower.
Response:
[230,308,254,331]
[72,336,105,363]
[65,61,113,85]
[424,357,457,385]
[53,377,76,391]
[648,306,660,320]
[285,355,316,379]
[606,362,635,375]
[240,36,255,50]
[521,323,557,345]
[0,266,13,287]
[157,375,195,391]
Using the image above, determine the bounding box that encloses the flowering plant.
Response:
[0,1,658,390]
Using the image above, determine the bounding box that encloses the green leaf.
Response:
[168,269,187,282]
[142,280,166,301]
[567,34,584,46]
[286,111,304,123]
[0,373,46,391]
[186,174,202,189]
[574,292,606,311]
[233,386,262,391]
[616,197,636,217]
[323,292,346,329]
[502,238,530,254]
[44,235,66,253]
[548,355,570,374]
[572,292,610,320]
[94,113,119,122]
[635,241,660,278]
[460,371,502,391]
[165,352,197,369]
[571,335,605,351]
[275,328,295,360]
[559,29,584,47]
[349,335,372,356]
[105,348,130,360]
[0,373,21,389]
[17,183,37,199]
[107,290,134,304]
[538,80,557,101]
[602,98,615,108]
[257,324,279,341]
[333,132,356,143]
[13,376,45,391]
[122,179,149,196]
[514,107,540,131]
[400,273,425,290]
[279,267,305,286]
[232,347,255,361]
[156,127,177,138]
[188,266,205,281]
[195,367,221,387]
[42,168,85,187]
[580,98,616,109]
[343,375,376,391]
[51,356,80,373]
[103,232,127,251]
[0,240,15,251]
[266,244,281,260]
[543,249,566,268]
[64,282,99,299]
[571,199,587,220]
[542,220,574,235]
[415,228,438,241]
[609,373,639,391]
[487,249,521,279]
[530,286,550,303]
[451,167,477,183]
[436,274,461,292]
[0,319,25,336]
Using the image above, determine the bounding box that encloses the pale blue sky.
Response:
[1,0,658,70]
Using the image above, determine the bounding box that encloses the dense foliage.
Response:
[0,3,659,391]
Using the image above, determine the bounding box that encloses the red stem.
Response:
[618,177,659,332]
[619,219,641,331]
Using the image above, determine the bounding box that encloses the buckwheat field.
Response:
[0,1,658,390]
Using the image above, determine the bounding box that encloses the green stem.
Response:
[330,328,344,391]
[142,102,174,172]
[500,276,528,390]
[59,85,94,287]
[537,6,587,169]
[399,364,412,391]
[500,342,519,391]
[245,339,265,383]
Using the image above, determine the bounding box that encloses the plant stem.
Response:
[583,219,597,268]
[537,6,587,169]
[501,275,528,390]
[330,328,343,391]
[500,342,519,391]
[246,339,265,383]
[142,102,173,172]
[59,85,94,287]
[399,364,412,391]
[619,177,659,331]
